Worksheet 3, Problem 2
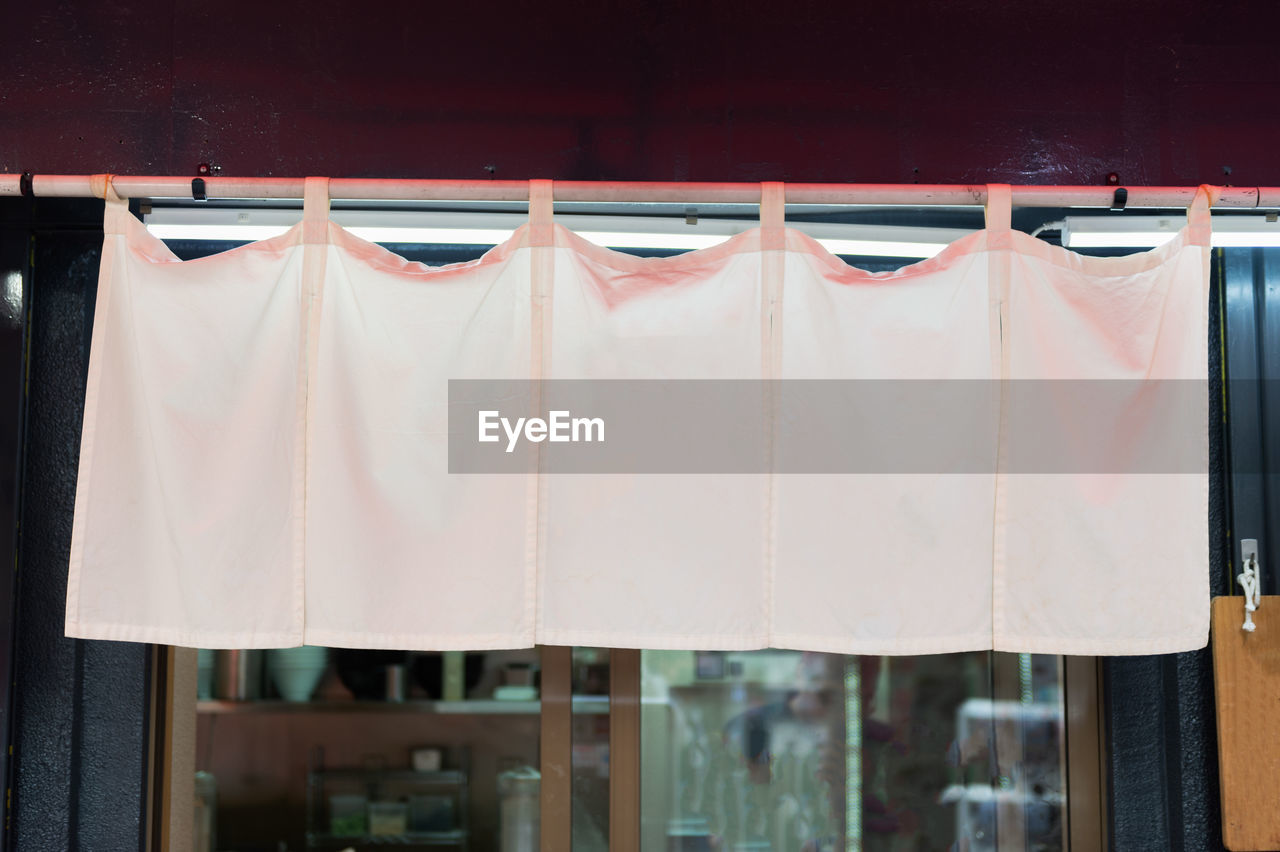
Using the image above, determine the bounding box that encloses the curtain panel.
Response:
[64,179,1211,655]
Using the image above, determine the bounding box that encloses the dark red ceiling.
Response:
[3,0,1279,185]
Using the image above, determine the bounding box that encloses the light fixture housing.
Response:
[141,208,971,259]
[148,207,1280,255]
[1062,214,1280,248]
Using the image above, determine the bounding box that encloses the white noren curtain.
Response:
[65,179,1211,654]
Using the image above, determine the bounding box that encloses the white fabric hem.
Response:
[769,632,995,656]
[302,628,535,652]
[66,620,303,649]
[535,629,772,651]
[992,628,1210,656]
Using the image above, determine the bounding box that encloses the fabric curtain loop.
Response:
[1188,184,1215,247]
[89,173,121,203]
[529,179,554,247]
[760,182,786,251]
[92,174,129,236]
[984,184,1012,232]
[303,177,330,245]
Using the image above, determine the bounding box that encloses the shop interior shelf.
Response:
[197,695,611,714]
[315,769,468,784]
[308,768,471,850]
[307,829,468,846]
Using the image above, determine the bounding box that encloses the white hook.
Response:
[1239,539,1261,632]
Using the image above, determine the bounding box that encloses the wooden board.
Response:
[1212,595,1280,850]
[609,649,640,852]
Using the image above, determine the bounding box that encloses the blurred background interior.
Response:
[194,646,1065,852]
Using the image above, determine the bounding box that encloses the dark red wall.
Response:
[4,0,1280,185]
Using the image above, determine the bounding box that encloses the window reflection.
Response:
[194,648,544,852]
[641,650,1064,852]
[572,647,610,850]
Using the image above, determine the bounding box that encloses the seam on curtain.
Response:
[986,185,1013,652]
[1190,196,1213,654]
[529,179,554,648]
[297,177,330,646]
[761,182,785,649]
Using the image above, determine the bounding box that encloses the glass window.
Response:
[572,647,611,851]
[194,647,544,851]
[640,650,1065,852]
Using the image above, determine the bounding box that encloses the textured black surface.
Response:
[1102,257,1229,852]
[1221,249,1280,591]
[8,199,150,852]
[5,1,1280,185]
[0,200,33,851]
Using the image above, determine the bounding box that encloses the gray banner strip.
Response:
[448,379,1210,474]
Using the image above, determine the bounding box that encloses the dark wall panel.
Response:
[2,1,1280,185]
[9,201,150,852]
[1102,264,1229,852]
[0,206,32,851]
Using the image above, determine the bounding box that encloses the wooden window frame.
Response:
[151,648,1105,851]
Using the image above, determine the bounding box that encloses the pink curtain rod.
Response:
[0,174,1276,208]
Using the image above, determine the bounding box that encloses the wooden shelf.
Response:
[196,696,611,715]
[313,769,467,784]
[308,828,467,846]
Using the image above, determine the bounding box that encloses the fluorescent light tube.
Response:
[347,227,520,245]
[1063,215,1280,248]
[142,209,970,258]
[148,209,1280,253]
[574,231,727,251]
[819,239,952,258]
[146,223,293,242]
